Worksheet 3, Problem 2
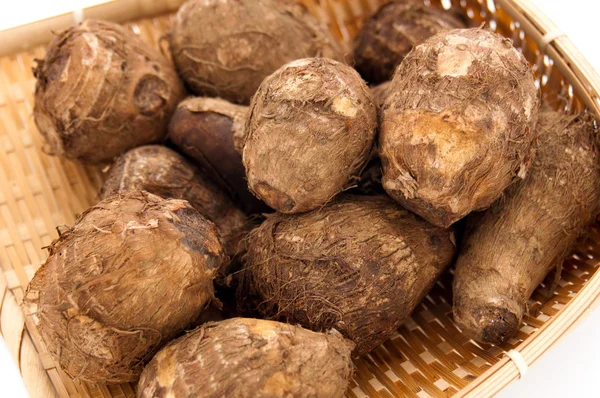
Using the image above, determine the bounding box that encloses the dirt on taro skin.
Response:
[380,28,539,228]
[243,58,377,213]
[137,318,355,398]
[33,20,185,164]
[169,0,344,104]
[240,195,456,357]
[23,192,226,383]
[453,111,600,345]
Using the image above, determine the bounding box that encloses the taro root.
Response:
[353,1,465,84]
[101,145,248,257]
[380,29,539,228]
[23,192,226,383]
[453,112,600,345]
[168,97,267,214]
[169,0,344,104]
[371,81,392,109]
[240,195,456,356]
[33,20,185,164]
[243,58,377,213]
[137,318,354,398]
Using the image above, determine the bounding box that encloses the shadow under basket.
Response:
[1,0,599,397]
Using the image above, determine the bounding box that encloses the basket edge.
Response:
[455,259,600,398]
[0,0,186,57]
[497,0,600,116]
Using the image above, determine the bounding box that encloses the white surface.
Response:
[0,0,113,31]
[497,306,600,398]
[0,1,599,397]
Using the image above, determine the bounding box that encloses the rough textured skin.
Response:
[169,0,344,104]
[453,112,600,345]
[243,58,377,213]
[168,97,268,214]
[33,20,185,164]
[100,145,249,257]
[371,81,391,109]
[241,195,456,356]
[23,192,226,383]
[137,318,354,398]
[353,1,465,84]
[380,29,539,228]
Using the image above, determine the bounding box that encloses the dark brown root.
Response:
[239,195,456,356]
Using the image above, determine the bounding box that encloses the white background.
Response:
[0,1,599,397]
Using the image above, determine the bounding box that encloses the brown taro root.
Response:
[353,1,465,84]
[241,195,456,356]
[168,97,268,214]
[453,112,600,345]
[137,318,354,398]
[243,58,377,213]
[23,192,226,383]
[380,29,539,228]
[100,145,248,257]
[33,20,185,164]
[371,81,392,109]
[169,0,343,104]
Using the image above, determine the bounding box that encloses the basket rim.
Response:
[1,1,600,397]
[455,259,600,397]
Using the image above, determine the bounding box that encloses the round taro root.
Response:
[169,0,343,104]
[168,97,267,214]
[243,58,377,213]
[137,318,354,398]
[453,112,600,345]
[380,29,539,228]
[353,1,465,84]
[241,195,456,356]
[33,20,185,164]
[23,192,226,383]
[100,145,248,257]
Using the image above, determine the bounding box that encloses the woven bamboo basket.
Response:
[1,0,599,397]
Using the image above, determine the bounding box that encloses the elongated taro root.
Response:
[101,145,248,257]
[380,29,539,227]
[23,192,226,383]
[34,20,185,164]
[241,195,455,356]
[243,58,377,213]
[168,97,267,214]
[169,0,343,104]
[137,318,354,398]
[353,1,465,84]
[453,112,600,345]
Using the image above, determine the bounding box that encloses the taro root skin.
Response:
[101,145,248,257]
[23,192,226,383]
[353,0,466,84]
[241,195,456,356]
[243,58,378,213]
[169,0,344,104]
[168,97,267,214]
[453,112,600,345]
[371,81,392,109]
[34,20,185,164]
[380,29,539,228]
[137,318,354,398]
